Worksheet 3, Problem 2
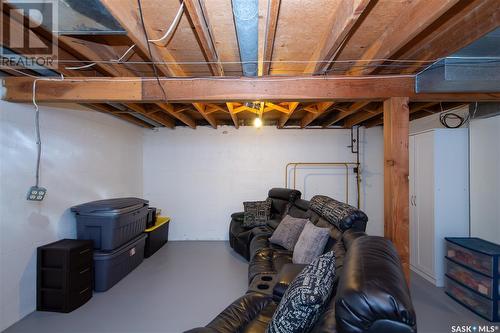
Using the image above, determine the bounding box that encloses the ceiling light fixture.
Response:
[254,117,262,128]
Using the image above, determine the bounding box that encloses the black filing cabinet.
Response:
[37,239,93,312]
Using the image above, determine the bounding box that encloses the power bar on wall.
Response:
[26,186,47,201]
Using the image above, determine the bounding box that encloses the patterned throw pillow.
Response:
[243,199,272,228]
[268,215,308,251]
[309,195,368,231]
[266,251,336,333]
[293,221,331,264]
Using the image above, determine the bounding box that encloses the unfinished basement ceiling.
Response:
[1,0,499,129]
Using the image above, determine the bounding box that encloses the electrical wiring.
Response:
[30,75,64,189]
[54,58,438,65]
[137,0,168,102]
[32,79,41,187]
[2,69,417,81]
[147,2,184,47]
[111,44,137,63]
[439,102,479,128]
[64,44,137,71]
[65,62,97,70]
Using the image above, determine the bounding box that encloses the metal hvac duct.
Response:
[416,27,500,93]
[232,0,259,77]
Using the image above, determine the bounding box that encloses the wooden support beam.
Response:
[322,101,370,127]
[300,102,334,128]
[383,97,410,281]
[125,103,175,128]
[184,0,224,76]
[344,105,383,128]
[347,0,461,75]
[306,0,373,74]
[85,104,154,128]
[226,103,239,129]
[364,116,383,128]
[192,103,217,128]
[277,102,299,128]
[365,102,438,128]
[265,102,289,114]
[156,103,196,129]
[4,76,500,103]
[232,105,255,114]
[262,0,281,75]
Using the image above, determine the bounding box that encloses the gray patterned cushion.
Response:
[243,199,272,228]
[268,215,308,251]
[266,251,336,333]
[293,221,330,264]
[309,195,368,231]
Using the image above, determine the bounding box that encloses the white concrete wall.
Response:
[143,126,384,240]
[0,101,143,331]
[469,115,500,243]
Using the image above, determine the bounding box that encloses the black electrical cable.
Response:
[136,0,168,102]
[439,102,479,128]
[439,112,465,128]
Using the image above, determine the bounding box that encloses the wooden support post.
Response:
[383,97,410,281]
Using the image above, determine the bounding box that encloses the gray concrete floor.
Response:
[410,271,491,333]
[3,241,248,333]
[3,241,495,333]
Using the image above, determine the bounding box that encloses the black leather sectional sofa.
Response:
[187,188,416,333]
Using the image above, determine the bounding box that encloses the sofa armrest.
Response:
[272,263,306,300]
[335,236,416,333]
[266,218,280,229]
[231,212,244,222]
[202,293,273,333]
[184,328,219,333]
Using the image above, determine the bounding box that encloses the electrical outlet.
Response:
[26,186,47,201]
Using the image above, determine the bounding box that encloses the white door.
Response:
[415,132,436,277]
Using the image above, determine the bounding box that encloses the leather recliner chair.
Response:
[229,188,302,260]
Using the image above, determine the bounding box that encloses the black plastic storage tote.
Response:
[93,233,147,292]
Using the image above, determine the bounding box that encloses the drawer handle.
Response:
[79,248,90,255]
[79,287,90,295]
[79,268,90,274]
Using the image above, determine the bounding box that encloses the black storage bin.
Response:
[146,207,157,229]
[93,233,146,292]
[144,216,170,258]
[37,239,93,313]
[71,197,149,251]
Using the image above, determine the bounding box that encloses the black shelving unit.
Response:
[445,237,500,322]
[37,239,93,313]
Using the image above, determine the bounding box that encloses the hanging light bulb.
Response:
[254,117,262,128]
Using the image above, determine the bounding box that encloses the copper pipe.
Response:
[284,162,360,208]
